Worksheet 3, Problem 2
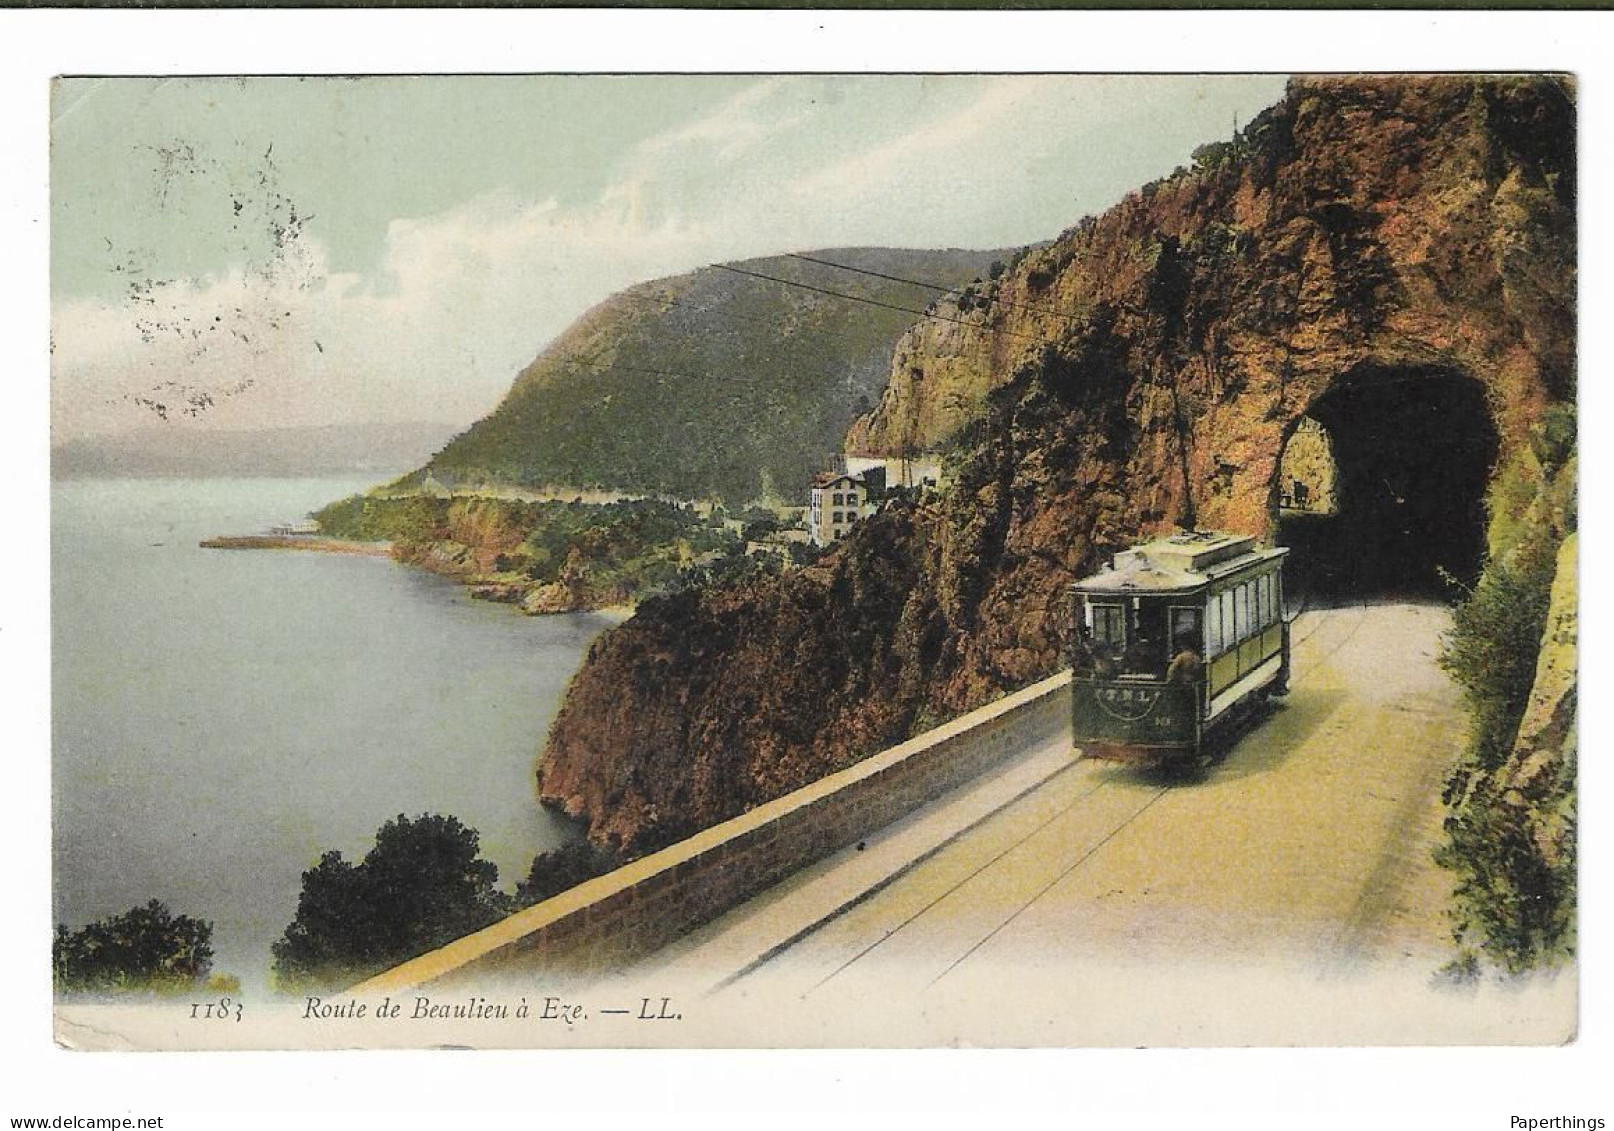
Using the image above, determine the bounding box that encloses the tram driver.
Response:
[1168,632,1204,685]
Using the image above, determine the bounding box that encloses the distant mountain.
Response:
[51,422,461,480]
[412,247,1015,505]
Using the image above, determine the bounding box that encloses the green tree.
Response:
[514,841,619,908]
[272,813,512,993]
[54,900,214,996]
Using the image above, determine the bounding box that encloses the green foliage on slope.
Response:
[415,248,1010,504]
[514,841,620,909]
[1437,408,1577,977]
[312,492,741,611]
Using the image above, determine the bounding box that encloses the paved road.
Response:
[610,603,1490,1042]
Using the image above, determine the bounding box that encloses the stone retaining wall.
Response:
[354,671,1072,994]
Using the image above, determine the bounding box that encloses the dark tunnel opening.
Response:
[1276,364,1498,603]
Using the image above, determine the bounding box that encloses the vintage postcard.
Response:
[46,71,1577,1052]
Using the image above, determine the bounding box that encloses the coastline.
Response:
[200,531,640,620]
[199,534,394,557]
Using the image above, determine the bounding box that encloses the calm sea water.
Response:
[52,477,608,994]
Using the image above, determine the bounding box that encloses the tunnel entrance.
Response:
[1276,364,1498,602]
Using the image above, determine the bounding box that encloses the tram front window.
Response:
[1121,601,1170,677]
[1072,601,1127,676]
[1090,604,1125,649]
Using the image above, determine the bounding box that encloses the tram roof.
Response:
[1072,531,1287,594]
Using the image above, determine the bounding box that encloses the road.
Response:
[598,603,1543,1044]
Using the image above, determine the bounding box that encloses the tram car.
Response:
[1068,531,1289,766]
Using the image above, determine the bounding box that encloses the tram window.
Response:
[1233,583,1249,640]
[1091,604,1126,647]
[1256,575,1269,627]
[1171,607,1200,647]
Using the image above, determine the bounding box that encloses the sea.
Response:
[51,476,609,995]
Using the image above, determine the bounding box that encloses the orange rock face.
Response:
[540,75,1576,855]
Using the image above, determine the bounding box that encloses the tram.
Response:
[1068,530,1289,767]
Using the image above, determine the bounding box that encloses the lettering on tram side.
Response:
[1094,686,1162,722]
[294,993,683,1029]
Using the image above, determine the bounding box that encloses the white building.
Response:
[808,473,873,547]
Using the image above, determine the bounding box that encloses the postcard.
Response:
[46,71,1577,1051]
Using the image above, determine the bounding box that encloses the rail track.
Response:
[729,601,1379,999]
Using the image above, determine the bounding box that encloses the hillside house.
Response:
[808,472,874,546]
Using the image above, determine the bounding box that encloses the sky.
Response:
[50,74,1290,444]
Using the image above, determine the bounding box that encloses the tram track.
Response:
[920,783,1173,992]
[796,769,1129,996]
[630,602,1488,1041]
[709,601,1407,999]
[789,601,1375,995]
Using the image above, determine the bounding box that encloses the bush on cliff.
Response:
[54,900,216,996]
[514,841,621,908]
[1437,432,1576,977]
[272,813,512,993]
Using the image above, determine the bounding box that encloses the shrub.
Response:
[272,814,512,993]
[1436,444,1576,976]
[54,900,215,996]
[515,842,620,908]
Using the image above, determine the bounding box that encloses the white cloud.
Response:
[632,77,807,165]
[51,75,1289,444]
[792,76,1067,203]
[52,186,726,441]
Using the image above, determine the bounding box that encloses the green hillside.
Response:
[410,247,1012,504]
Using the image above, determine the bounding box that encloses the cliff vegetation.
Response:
[1437,409,1576,976]
[313,492,744,614]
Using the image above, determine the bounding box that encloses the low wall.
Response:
[354,670,1073,994]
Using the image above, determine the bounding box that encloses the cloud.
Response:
[632,77,807,165]
[51,75,1289,444]
[792,76,1068,203]
[51,184,727,441]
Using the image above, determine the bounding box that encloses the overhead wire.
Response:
[712,262,1054,347]
[785,251,1084,326]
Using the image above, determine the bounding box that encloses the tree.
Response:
[54,900,214,996]
[272,813,512,993]
[514,841,619,908]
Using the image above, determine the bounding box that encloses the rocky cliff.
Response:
[539,75,1575,857]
